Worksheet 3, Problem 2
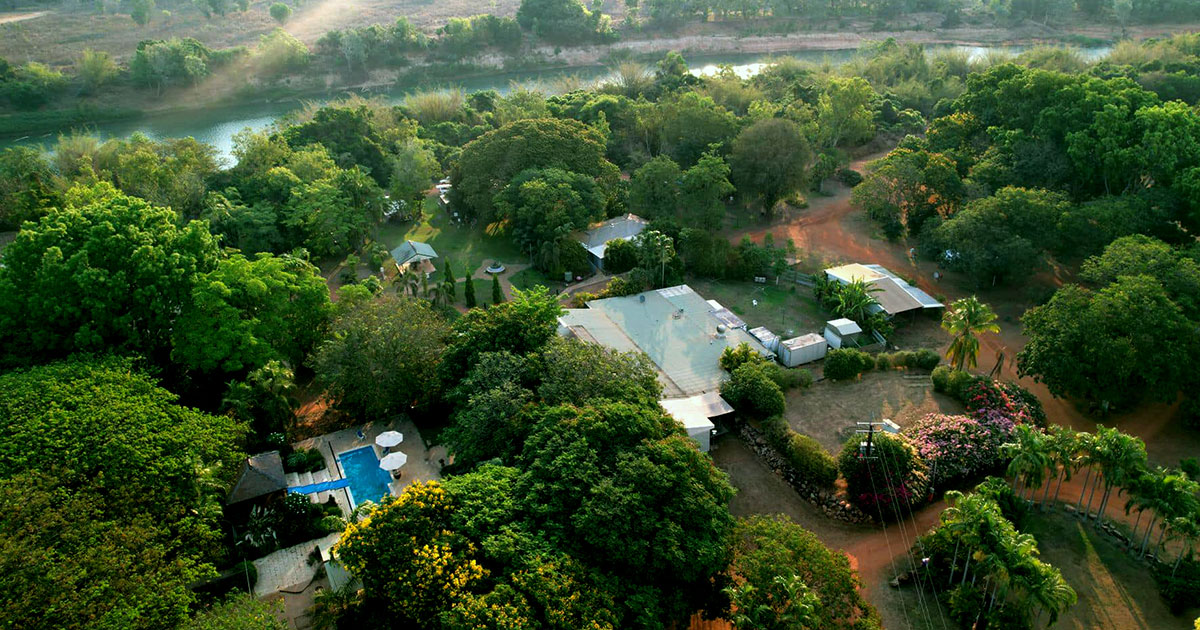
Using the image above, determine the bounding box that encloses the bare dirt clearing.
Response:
[786,370,965,454]
[0,10,47,25]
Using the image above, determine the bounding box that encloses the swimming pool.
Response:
[337,447,394,509]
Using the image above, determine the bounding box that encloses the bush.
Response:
[231,561,258,589]
[962,378,1046,428]
[603,238,638,274]
[942,368,977,400]
[317,515,347,534]
[930,365,953,392]
[599,275,643,298]
[1154,558,1200,615]
[837,432,929,521]
[721,362,786,419]
[720,342,767,372]
[770,365,812,390]
[762,416,838,487]
[912,348,941,370]
[905,413,1011,487]
[824,348,873,381]
[835,167,863,187]
[284,447,326,473]
[875,354,891,370]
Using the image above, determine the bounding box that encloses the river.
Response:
[5,43,1110,163]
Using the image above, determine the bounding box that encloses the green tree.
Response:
[222,360,299,442]
[1080,234,1200,320]
[268,1,292,23]
[941,296,1001,371]
[516,0,613,44]
[311,295,448,418]
[76,49,118,94]
[451,118,619,224]
[602,237,638,274]
[681,149,735,229]
[494,167,607,252]
[729,516,882,630]
[1018,275,1200,410]
[721,361,785,419]
[492,273,504,305]
[817,77,876,149]
[441,286,560,385]
[632,229,676,287]
[130,0,155,25]
[464,275,477,308]
[183,594,286,630]
[0,360,246,630]
[628,154,682,219]
[172,253,331,375]
[254,28,309,79]
[659,91,739,167]
[730,118,811,215]
[0,184,219,366]
[389,139,438,207]
[852,146,964,239]
[934,187,1070,286]
[837,432,928,521]
[0,146,61,229]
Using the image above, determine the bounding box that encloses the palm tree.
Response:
[1092,431,1147,529]
[828,278,881,325]
[1005,425,1049,502]
[397,268,420,297]
[1043,426,1078,509]
[1125,471,1158,551]
[941,296,1001,371]
[427,280,453,308]
[307,583,360,630]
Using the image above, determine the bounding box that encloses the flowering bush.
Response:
[963,378,1046,428]
[837,432,929,521]
[906,413,1011,487]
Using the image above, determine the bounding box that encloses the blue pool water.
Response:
[337,447,394,508]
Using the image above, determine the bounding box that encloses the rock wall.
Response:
[735,421,870,524]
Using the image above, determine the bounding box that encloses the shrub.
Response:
[284,447,325,473]
[232,561,258,589]
[837,432,929,521]
[770,365,812,390]
[600,275,642,298]
[761,416,838,487]
[722,362,786,419]
[961,378,1046,428]
[931,365,953,392]
[905,413,1011,487]
[944,368,977,400]
[603,238,638,274]
[824,348,873,381]
[1154,558,1200,615]
[875,354,891,370]
[1182,398,1200,430]
[317,515,346,534]
[721,342,767,372]
[835,167,864,187]
[912,348,941,370]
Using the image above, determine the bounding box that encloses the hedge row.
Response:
[761,416,838,487]
[825,347,941,381]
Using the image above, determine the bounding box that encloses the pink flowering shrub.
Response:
[962,379,1047,428]
[906,412,1012,486]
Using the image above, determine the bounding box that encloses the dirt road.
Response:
[722,153,1200,627]
[0,11,47,25]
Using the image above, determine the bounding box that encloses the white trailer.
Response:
[778,333,828,367]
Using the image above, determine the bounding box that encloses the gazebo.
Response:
[390,240,438,276]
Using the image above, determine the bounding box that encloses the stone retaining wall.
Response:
[735,421,870,524]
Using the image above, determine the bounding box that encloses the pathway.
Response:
[253,533,339,597]
[0,10,47,25]
[722,153,1200,625]
[469,261,529,301]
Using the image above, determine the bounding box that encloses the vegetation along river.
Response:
[4,44,1110,162]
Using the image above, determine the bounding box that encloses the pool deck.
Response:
[290,417,445,516]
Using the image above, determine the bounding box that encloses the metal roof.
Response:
[560,285,770,397]
[781,333,825,350]
[826,318,863,335]
[825,263,942,315]
[578,214,648,259]
[660,392,734,431]
[390,240,438,266]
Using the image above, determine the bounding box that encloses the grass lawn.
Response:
[376,198,525,283]
[687,277,826,336]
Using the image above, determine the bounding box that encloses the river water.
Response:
[5,43,1110,163]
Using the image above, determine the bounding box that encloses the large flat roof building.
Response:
[559,285,768,451]
[559,285,771,398]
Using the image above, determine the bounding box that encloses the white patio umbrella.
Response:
[375,431,404,447]
[379,451,408,471]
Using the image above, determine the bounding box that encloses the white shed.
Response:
[778,333,827,367]
[748,326,780,353]
[660,392,734,453]
[824,318,863,349]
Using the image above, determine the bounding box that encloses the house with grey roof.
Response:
[557,285,771,451]
[824,263,943,317]
[576,214,648,271]
[227,451,287,508]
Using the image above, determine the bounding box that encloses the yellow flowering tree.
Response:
[335,482,486,623]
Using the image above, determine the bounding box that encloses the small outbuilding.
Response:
[748,326,780,353]
[577,214,648,271]
[824,318,864,349]
[660,392,735,453]
[778,333,827,367]
[390,240,439,276]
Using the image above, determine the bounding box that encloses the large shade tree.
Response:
[0,183,219,367]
